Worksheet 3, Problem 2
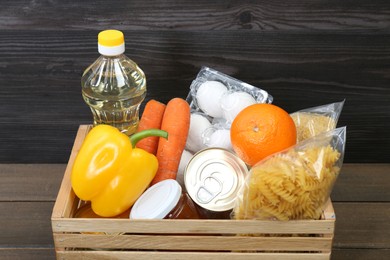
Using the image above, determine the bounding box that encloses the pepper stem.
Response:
[130,129,168,148]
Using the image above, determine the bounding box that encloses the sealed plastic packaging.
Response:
[290,100,345,143]
[185,67,273,154]
[233,127,346,221]
[186,67,273,119]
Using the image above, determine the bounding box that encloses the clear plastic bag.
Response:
[233,127,346,221]
[290,100,345,143]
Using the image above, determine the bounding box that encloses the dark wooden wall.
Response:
[0,0,389,163]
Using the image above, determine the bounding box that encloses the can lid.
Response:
[98,30,125,56]
[184,148,248,212]
[130,179,182,219]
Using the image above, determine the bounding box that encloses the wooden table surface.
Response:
[0,163,389,259]
[0,1,389,259]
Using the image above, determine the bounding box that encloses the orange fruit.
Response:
[230,103,297,166]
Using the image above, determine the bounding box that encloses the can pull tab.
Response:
[196,176,223,204]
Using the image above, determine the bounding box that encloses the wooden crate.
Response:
[52,125,336,260]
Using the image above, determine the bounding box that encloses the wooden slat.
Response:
[52,218,335,234]
[4,201,387,249]
[0,202,54,246]
[53,233,332,251]
[332,164,390,202]
[56,251,331,260]
[0,1,388,259]
[0,249,55,260]
[0,183,388,256]
[2,248,388,260]
[332,249,390,260]
[0,0,388,31]
[333,202,390,249]
[51,125,89,219]
[0,164,65,201]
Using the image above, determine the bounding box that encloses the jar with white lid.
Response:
[130,179,200,219]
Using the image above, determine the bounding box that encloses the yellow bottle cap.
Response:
[98,30,124,47]
[97,30,125,56]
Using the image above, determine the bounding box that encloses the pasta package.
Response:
[233,127,346,221]
[290,100,344,143]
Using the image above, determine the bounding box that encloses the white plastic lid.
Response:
[98,43,125,56]
[130,179,182,219]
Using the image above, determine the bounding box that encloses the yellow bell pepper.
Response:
[71,124,168,217]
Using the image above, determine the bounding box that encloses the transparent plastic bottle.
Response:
[81,30,146,135]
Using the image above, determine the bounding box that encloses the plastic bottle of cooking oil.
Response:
[81,29,146,135]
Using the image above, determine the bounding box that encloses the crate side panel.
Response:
[52,125,90,219]
[56,250,331,260]
[52,218,335,234]
[53,233,333,251]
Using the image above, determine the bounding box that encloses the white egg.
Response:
[185,113,211,153]
[221,91,256,122]
[196,81,228,118]
[176,150,194,191]
[202,127,232,151]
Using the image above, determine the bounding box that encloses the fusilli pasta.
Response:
[234,144,341,221]
[291,112,336,143]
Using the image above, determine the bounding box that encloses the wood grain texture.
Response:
[52,218,335,234]
[53,233,333,251]
[0,249,55,260]
[0,164,388,258]
[333,203,390,249]
[0,174,386,248]
[1,201,388,251]
[0,164,65,201]
[0,248,390,260]
[0,0,389,31]
[56,251,330,260]
[0,202,54,247]
[332,249,390,260]
[331,164,390,202]
[0,0,389,257]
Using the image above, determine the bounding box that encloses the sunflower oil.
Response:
[81,30,146,135]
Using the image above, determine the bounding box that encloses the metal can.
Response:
[184,148,248,218]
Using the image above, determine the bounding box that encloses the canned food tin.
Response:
[184,148,248,213]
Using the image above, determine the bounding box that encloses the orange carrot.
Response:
[136,99,166,155]
[151,98,190,185]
